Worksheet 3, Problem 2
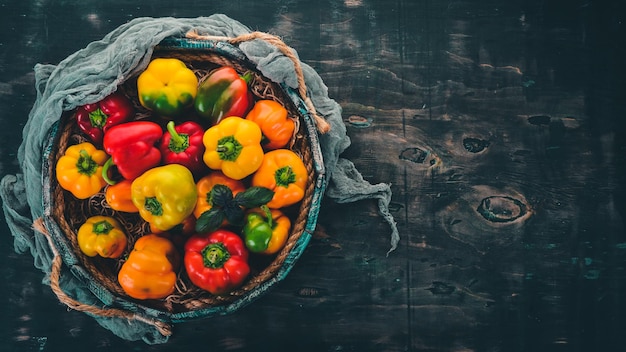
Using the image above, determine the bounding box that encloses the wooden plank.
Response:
[2,0,626,351]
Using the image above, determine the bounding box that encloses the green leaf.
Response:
[211,184,233,208]
[234,186,274,208]
[195,207,225,234]
[223,203,245,227]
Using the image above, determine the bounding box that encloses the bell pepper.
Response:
[243,206,291,255]
[202,116,264,180]
[193,171,246,219]
[194,66,253,126]
[137,58,198,117]
[118,234,180,300]
[55,142,108,199]
[245,100,295,150]
[159,120,206,175]
[184,229,250,295]
[150,215,196,236]
[131,164,198,232]
[77,215,127,258]
[195,185,274,234]
[75,92,134,145]
[102,121,163,183]
[104,180,139,213]
[150,215,196,248]
[251,149,307,208]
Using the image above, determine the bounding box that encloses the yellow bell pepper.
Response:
[202,116,264,180]
[118,234,180,300]
[77,216,127,258]
[137,58,198,117]
[131,164,198,231]
[55,142,108,199]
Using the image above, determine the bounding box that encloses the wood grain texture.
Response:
[1,0,625,351]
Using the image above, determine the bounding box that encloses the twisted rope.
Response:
[31,218,173,338]
[185,29,331,135]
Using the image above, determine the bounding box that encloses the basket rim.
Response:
[40,36,328,322]
[156,36,326,176]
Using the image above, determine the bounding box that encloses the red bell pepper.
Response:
[102,121,163,184]
[75,92,134,145]
[194,66,254,126]
[184,229,250,295]
[159,121,206,175]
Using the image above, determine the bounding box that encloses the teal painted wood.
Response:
[40,36,327,325]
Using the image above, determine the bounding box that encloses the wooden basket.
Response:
[40,34,326,334]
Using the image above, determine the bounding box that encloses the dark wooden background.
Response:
[1,1,625,351]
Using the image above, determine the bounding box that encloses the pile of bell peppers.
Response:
[54,57,310,299]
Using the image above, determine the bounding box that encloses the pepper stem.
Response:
[215,142,234,153]
[92,220,114,234]
[89,108,108,128]
[216,136,243,161]
[144,197,163,216]
[77,149,98,176]
[101,157,118,185]
[275,166,296,188]
[261,205,273,228]
[240,71,253,85]
[201,242,231,269]
[166,121,190,153]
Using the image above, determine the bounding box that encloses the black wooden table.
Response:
[1,1,625,351]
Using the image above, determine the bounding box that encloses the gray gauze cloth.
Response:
[0,14,399,343]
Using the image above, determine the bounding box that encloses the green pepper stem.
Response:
[241,71,253,85]
[261,205,273,228]
[275,166,296,188]
[92,220,114,234]
[89,108,107,128]
[201,242,231,269]
[216,136,243,161]
[144,197,163,216]
[166,121,190,153]
[216,142,234,153]
[78,150,91,170]
[101,157,117,185]
[77,149,98,176]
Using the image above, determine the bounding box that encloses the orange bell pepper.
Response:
[117,234,180,300]
[55,142,108,199]
[194,184,274,235]
[245,100,295,150]
[193,171,246,219]
[251,149,307,208]
[104,180,138,213]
